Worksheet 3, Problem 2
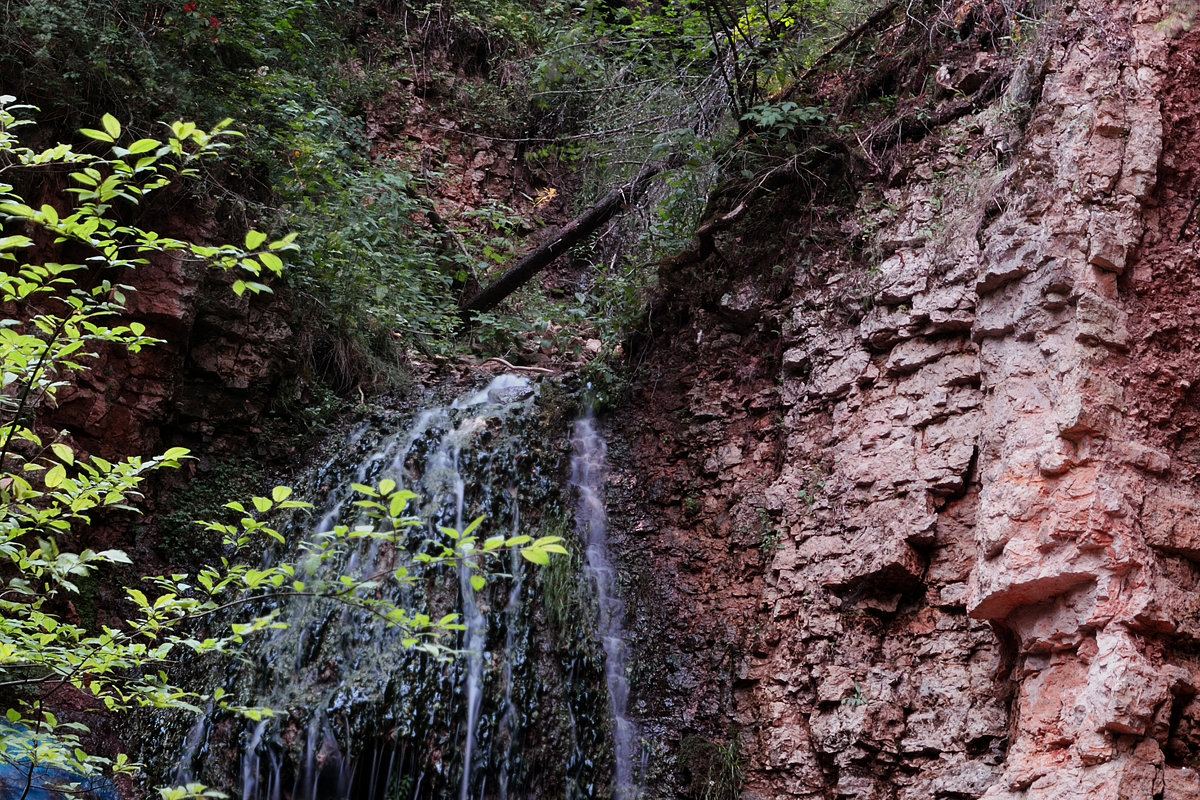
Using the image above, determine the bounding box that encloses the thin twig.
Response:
[1178,193,1200,242]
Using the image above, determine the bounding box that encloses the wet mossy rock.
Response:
[140,377,618,800]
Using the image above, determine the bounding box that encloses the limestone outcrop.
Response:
[612,0,1200,796]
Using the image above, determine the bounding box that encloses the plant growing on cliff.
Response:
[679,733,743,800]
[0,95,285,798]
[0,99,565,799]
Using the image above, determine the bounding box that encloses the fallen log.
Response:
[460,162,666,318]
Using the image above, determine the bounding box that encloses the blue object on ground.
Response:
[0,758,119,800]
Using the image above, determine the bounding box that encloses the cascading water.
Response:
[152,376,634,800]
[570,414,642,799]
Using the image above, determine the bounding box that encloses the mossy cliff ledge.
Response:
[609,0,1200,797]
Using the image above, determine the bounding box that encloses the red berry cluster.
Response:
[180,2,220,28]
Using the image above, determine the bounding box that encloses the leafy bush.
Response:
[0,0,358,121]
[0,0,475,374]
[0,94,291,795]
[741,101,825,136]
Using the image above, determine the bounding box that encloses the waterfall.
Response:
[157,374,629,800]
[571,413,642,799]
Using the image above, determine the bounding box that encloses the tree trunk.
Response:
[460,162,666,318]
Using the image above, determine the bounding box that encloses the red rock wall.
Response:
[49,245,294,460]
[611,0,1200,797]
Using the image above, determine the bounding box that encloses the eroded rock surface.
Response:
[611,0,1200,797]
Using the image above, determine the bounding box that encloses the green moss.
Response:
[539,514,591,639]
[156,457,264,564]
[72,573,100,633]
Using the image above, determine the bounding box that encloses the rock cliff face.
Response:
[610,0,1200,797]
[48,244,294,460]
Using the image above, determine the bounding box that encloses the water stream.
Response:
[570,414,642,800]
[155,376,641,800]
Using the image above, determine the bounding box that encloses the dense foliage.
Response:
[0,0,869,390]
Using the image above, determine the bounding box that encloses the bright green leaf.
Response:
[127,138,159,154]
[44,463,66,488]
[521,547,550,565]
[389,494,410,518]
[0,235,34,251]
[244,230,267,250]
[50,442,74,465]
[258,251,284,273]
[268,232,298,250]
[101,113,121,139]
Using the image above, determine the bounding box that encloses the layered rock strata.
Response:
[613,0,1200,797]
[50,244,294,457]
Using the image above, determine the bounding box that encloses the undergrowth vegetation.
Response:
[0,0,1037,397]
[1,0,934,406]
[0,0,1039,410]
